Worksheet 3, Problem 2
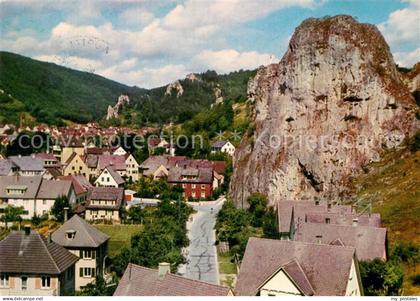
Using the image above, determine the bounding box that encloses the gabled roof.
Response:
[294,223,387,260]
[58,175,92,195]
[52,215,109,248]
[0,230,79,275]
[99,166,125,185]
[114,263,231,296]
[305,212,382,227]
[0,159,15,176]
[259,258,314,296]
[235,238,356,296]
[211,140,228,148]
[85,154,99,168]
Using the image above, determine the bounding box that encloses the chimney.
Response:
[24,225,31,236]
[158,262,170,280]
[352,218,359,227]
[64,207,69,222]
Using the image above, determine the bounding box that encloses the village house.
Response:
[235,238,363,296]
[167,166,213,199]
[56,138,85,164]
[294,222,388,261]
[95,166,125,188]
[58,175,92,203]
[0,176,76,218]
[52,215,110,290]
[0,227,79,296]
[85,187,124,223]
[63,153,90,180]
[114,263,232,296]
[8,155,45,176]
[211,140,235,156]
[138,155,175,179]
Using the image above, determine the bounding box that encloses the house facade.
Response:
[52,215,110,290]
[0,176,76,218]
[0,228,79,296]
[85,187,124,223]
[211,140,235,156]
[95,166,125,188]
[167,166,213,199]
[63,153,90,180]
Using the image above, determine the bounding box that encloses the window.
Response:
[43,200,47,205]
[0,274,9,287]
[192,184,196,189]
[325,218,331,224]
[192,192,196,198]
[80,267,96,278]
[21,276,27,290]
[201,192,205,198]
[201,184,205,189]
[41,276,50,288]
[82,250,92,259]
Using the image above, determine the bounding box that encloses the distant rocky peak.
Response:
[165,80,184,97]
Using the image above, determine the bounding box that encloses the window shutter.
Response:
[79,268,83,277]
[91,268,96,277]
[80,250,83,258]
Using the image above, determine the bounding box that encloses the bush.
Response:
[411,274,420,286]
[391,242,420,265]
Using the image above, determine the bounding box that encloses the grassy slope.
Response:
[350,147,420,295]
[0,51,143,124]
[94,224,142,257]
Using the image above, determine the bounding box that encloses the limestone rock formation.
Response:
[186,73,201,82]
[230,15,418,207]
[165,80,184,97]
[106,94,130,120]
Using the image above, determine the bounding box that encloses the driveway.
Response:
[179,197,225,285]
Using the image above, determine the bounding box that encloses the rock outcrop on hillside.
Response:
[165,80,184,97]
[106,94,130,120]
[230,15,418,207]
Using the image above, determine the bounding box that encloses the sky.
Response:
[1,0,419,89]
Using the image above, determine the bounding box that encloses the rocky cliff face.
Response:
[230,15,418,207]
[106,94,130,120]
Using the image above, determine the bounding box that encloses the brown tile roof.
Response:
[114,263,231,296]
[294,223,387,260]
[58,175,92,196]
[0,176,43,199]
[104,166,125,185]
[276,201,353,233]
[97,154,126,171]
[235,238,356,296]
[52,215,109,248]
[0,230,79,275]
[280,259,315,296]
[305,212,382,227]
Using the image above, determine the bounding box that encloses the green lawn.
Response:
[94,224,143,257]
[218,251,237,275]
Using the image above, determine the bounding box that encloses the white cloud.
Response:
[98,63,190,88]
[119,8,155,27]
[378,1,420,48]
[192,49,278,73]
[393,48,420,68]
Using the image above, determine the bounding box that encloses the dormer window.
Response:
[6,186,27,196]
[66,230,76,239]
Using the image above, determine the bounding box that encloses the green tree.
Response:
[76,276,116,296]
[51,196,73,223]
[247,193,269,227]
[359,259,404,296]
[0,205,24,229]
[262,207,278,239]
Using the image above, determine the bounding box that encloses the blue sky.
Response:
[1,0,419,88]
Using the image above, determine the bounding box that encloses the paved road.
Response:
[180,198,225,285]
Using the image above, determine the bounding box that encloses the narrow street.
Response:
[179,197,225,285]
